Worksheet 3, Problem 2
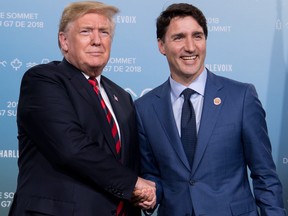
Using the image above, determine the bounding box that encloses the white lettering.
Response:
[205,64,233,72]
[207,17,220,24]
[109,57,136,64]
[6,12,38,20]
[0,150,19,158]
[115,16,136,24]
[208,25,231,32]
[4,192,14,199]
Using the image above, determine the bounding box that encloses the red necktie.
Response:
[88,77,121,154]
[88,77,126,216]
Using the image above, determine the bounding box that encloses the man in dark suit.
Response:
[135,3,286,216]
[9,1,155,216]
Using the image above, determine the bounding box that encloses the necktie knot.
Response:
[88,76,97,87]
[181,88,196,101]
[88,77,99,94]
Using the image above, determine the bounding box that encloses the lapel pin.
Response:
[214,97,221,105]
[113,95,118,101]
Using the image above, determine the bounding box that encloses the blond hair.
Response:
[58,1,119,47]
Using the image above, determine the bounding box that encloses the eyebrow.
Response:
[193,31,204,36]
[171,32,185,38]
[171,30,204,38]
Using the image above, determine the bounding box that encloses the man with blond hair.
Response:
[9,2,155,216]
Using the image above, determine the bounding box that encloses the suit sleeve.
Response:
[242,84,286,215]
[17,66,138,200]
[135,104,163,208]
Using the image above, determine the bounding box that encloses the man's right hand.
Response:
[131,177,156,210]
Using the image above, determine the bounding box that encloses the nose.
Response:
[184,38,196,52]
[91,32,101,46]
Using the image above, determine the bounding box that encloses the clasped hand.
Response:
[131,177,156,210]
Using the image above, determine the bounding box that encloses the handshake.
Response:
[131,177,156,210]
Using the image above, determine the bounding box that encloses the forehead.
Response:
[166,16,203,34]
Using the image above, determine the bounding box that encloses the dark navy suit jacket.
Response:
[135,70,286,216]
[9,59,141,216]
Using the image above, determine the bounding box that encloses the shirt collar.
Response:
[82,73,102,88]
[170,68,207,99]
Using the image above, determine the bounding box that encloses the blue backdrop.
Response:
[0,0,287,215]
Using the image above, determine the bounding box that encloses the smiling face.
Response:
[59,13,113,77]
[158,16,206,86]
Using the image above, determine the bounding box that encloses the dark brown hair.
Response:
[156,3,208,41]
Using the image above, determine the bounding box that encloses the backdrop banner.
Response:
[0,0,287,215]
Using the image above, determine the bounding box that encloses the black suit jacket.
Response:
[9,59,141,216]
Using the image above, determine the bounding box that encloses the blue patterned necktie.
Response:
[181,88,197,167]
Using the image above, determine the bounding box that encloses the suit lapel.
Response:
[192,71,225,174]
[153,80,191,170]
[59,60,118,157]
[60,60,96,107]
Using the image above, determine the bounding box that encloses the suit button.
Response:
[189,179,196,185]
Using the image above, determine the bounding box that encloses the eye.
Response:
[174,36,182,41]
[101,31,109,36]
[194,32,204,40]
[172,33,184,41]
[100,29,111,37]
[80,28,92,35]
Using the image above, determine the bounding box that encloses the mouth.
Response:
[87,52,103,56]
[181,55,197,61]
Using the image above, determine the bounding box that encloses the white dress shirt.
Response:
[169,69,207,136]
